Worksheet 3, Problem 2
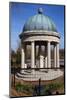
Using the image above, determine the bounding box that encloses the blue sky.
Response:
[10,2,65,50]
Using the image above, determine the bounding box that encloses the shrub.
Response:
[43,82,64,95]
[15,82,33,94]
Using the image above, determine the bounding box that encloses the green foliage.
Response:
[41,82,64,95]
[15,82,22,92]
[15,82,33,94]
[15,82,64,95]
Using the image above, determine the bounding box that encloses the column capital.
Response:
[48,41,51,43]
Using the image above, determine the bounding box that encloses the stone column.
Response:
[56,43,60,68]
[31,41,35,68]
[45,45,47,68]
[47,41,51,68]
[54,44,56,68]
[24,44,27,69]
[39,45,44,68]
[35,44,36,68]
[21,44,25,69]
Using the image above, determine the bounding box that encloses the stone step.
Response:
[15,69,63,81]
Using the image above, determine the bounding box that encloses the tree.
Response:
[11,49,16,67]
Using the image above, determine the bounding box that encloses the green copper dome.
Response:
[23,8,57,32]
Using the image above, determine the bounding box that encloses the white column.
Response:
[39,45,44,68]
[24,44,27,68]
[31,41,35,68]
[21,44,25,69]
[54,45,56,68]
[47,41,51,68]
[56,43,60,68]
[45,46,47,68]
[35,45,36,68]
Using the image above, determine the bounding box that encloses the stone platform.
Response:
[15,69,63,81]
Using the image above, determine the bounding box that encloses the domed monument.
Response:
[17,8,63,81]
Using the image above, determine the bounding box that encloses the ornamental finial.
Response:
[38,8,43,14]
